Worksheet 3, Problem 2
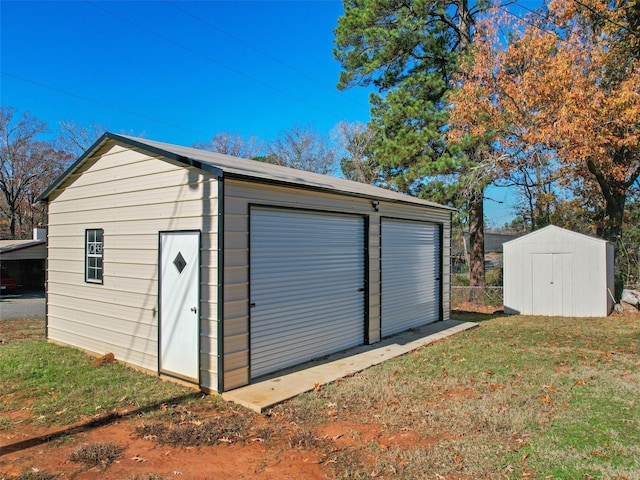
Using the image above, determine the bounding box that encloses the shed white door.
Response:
[159,231,200,382]
[381,219,441,337]
[250,207,365,379]
[532,253,573,316]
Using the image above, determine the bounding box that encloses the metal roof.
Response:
[0,239,46,255]
[503,225,611,246]
[39,132,454,211]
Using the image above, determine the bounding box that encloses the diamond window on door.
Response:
[173,252,187,274]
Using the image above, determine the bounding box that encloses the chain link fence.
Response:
[451,284,639,312]
[451,286,503,310]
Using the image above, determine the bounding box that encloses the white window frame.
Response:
[85,229,103,284]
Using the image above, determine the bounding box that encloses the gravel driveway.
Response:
[0,291,46,320]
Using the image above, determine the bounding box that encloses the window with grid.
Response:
[85,229,103,284]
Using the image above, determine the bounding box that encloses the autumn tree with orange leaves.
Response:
[449,0,639,292]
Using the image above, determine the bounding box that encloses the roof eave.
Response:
[0,239,46,254]
[223,171,457,212]
[37,132,111,202]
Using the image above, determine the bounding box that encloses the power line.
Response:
[488,0,589,49]
[83,0,350,123]
[0,71,211,137]
[573,0,639,37]
[163,0,369,110]
[493,0,636,46]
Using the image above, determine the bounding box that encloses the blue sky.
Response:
[1,0,518,226]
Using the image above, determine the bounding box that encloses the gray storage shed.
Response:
[503,225,614,317]
[38,133,453,392]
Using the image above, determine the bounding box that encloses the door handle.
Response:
[190,307,197,313]
[357,287,365,292]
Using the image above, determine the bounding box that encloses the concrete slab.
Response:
[222,319,477,412]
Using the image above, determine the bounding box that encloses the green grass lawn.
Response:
[0,319,202,425]
[1,313,638,479]
[281,313,640,478]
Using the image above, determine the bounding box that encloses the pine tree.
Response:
[334,0,490,286]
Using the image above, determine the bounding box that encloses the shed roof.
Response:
[503,225,610,246]
[38,133,454,211]
[0,239,46,255]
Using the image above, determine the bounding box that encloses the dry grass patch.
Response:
[11,471,59,480]
[69,441,123,470]
[0,318,45,343]
[324,447,368,480]
[250,424,276,443]
[136,414,252,446]
[128,476,170,480]
[287,427,329,450]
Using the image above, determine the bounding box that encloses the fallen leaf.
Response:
[521,453,530,463]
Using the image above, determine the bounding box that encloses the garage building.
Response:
[38,133,453,392]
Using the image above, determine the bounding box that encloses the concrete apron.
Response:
[222,319,477,413]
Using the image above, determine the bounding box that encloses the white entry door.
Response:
[159,231,200,382]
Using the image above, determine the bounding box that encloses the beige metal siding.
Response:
[222,178,451,390]
[46,142,219,389]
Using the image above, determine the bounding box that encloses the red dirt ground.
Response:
[0,402,472,480]
[1,411,330,480]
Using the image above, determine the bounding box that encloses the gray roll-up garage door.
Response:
[250,207,366,379]
[381,219,441,337]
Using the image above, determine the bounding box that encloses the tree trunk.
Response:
[9,203,17,239]
[587,159,626,298]
[457,0,485,296]
[468,187,485,287]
